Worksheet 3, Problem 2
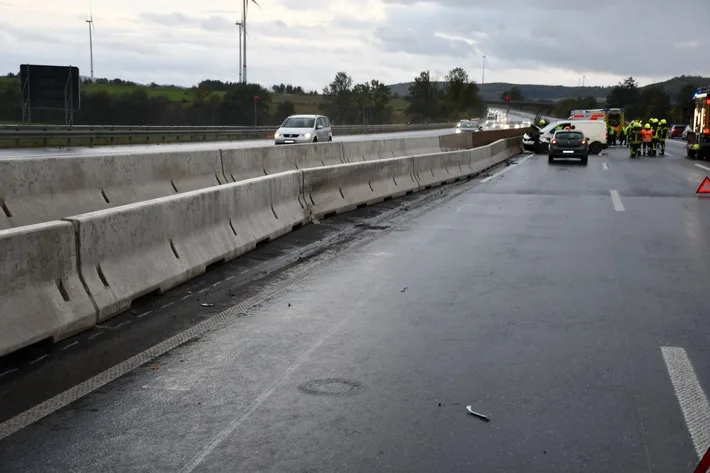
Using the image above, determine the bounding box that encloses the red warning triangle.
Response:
[697,177,710,194]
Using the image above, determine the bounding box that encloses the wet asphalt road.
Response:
[1,138,709,472]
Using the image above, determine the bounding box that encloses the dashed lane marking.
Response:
[610,190,625,212]
[602,162,609,170]
[60,341,79,351]
[694,164,710,172]
[662,346,710,459]
[136,311,153,319]
[29,355,49,365]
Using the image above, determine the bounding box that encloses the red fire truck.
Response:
[687,86,710,160]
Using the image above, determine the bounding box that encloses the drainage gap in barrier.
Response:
[384,196,393,202]
[368,182,374,192]
[100,188,110,204]
[406,190,414,195]
[425,185,432,190]
[56,279,70,302]
[292,222,304,231]
[0,199,12,217]
[255,237,270,248]
[206,259,226,272]
[392,176,398,186]
[271,205,279,219]
[170,180,179,193]
[229,218,238,236]
[324,211,337,219]
[96,264,110,287]
[338,187,345,199]
[309,192,316,206]
[357,203,367,209]
[169,238,180,259]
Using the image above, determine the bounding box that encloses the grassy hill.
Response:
[387,75,710,103]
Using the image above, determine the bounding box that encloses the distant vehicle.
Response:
[486,112,497,122]
[274,114,332,144]
[523,119,606,154]
[548,130,589,165]
[456,120,480,133]
[682,124,692,140]
[669,124,685,139]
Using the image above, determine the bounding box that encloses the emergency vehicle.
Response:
[569,108,624,126]
[687,86,710,160]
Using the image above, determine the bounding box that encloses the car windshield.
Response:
[555,132,584,140]
[282,117,315,128]
[459,120,472,127]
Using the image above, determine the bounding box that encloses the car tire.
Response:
[581,155,588,165]
[589,142,603,155]
[313,137,318,143]
[328,136,333,142]
[548,155,554,163]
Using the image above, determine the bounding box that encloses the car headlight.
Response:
[303,133,311,139]
[456,128,462,133]
[274,132,281,138]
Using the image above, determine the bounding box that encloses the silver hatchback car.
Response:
[274,114,332,144]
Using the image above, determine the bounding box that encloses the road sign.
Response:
[696,176,710,194]
[20,64,80,125]
[504,95,511,103]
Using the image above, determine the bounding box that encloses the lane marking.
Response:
[602,162,609,170]
[225,276,235,281]
[179,298,368,473]
[212,281,221,288]
[198,288,209,294]
[694,164,710,172]
[60,341,79,351]
[480,155,532,183]
[181,295,192,301]
[0,369,19,379]
[29,355,49,365]
[161,302,174,309]
[87,332,105,340]
[661,346,710,458]
[111,321,131,330]
[609,190,625,212]
[136,311,153,319]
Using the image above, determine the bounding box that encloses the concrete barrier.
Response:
[0,221,96,357]
[0,150,224,231]
[67,171,307,322]
[303,157,417,219]
[403,136,443,156]
[221,141,345,182]
[439,133,473,151]
[412,150,476,188]
[341,138,405,162]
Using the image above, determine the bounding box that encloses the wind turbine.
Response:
[235,20,243,82]
[86,2,96,82]
[242,0,260,83]
[481,52,486,85]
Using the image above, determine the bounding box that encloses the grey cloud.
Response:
[376,0,710,79]
[140,12,234,32]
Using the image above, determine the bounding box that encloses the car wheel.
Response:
[589,142,603,155]
[548,155,554,163]
[581,155,588,165]
[328,136,333,142]
[313,137,318,143]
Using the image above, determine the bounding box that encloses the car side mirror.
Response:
[316,125,323,129]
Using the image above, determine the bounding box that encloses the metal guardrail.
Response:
[0,123,454,148]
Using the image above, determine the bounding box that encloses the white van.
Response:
[523,119,607,154]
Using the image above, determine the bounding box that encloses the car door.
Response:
[316,117,326,141]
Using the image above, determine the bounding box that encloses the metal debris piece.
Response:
[400,287,408,293]
[200,303,214,308]
[466,405,490,422]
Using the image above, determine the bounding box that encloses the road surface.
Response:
[0,112,531,159]
[1,137,707,471]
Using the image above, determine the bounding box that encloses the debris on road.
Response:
[200,303,214,308]
[466,405,490,422]
[400,287,408,293]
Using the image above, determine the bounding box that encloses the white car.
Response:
[275,114,332,144]
[456,119,481,133]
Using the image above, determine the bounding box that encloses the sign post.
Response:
[253,95,259,127]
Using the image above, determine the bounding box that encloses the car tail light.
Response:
[551,140,556,144]
[581,140,587,144]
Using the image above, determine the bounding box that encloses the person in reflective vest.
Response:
[641,124,653,156]
[539,119,546,128]
[622,122,631,147]
[649,118,659,156]
[657,119,669,156]
[608,124,616,146]
[629,122,642,158]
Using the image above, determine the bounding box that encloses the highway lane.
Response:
[3,140,707,471]
[0,111,531,159]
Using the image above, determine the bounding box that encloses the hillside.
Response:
[387,75,710,102]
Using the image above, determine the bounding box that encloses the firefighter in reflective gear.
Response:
[621,122,629,146]
[649,118,659,156]
[657,119,669,156]
[629,122,642,158]
[539,119,546,128]
[608,124,617,146]
[641,124,653,156]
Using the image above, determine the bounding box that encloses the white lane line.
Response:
[111,321,131,330]
[609,190,625,212]
[29,355,49,365]
[198,288,209,294]
[694,164,710,172]
[661,346,710,458]
[136,311,153,319]
[87,332,105,340]
[60,341,78,351]
[480,155,532,183]
[161,302,174,309]
[0,369,19,379]
[181,295,192,301]
[665,153,674,157]
[212,281,221,288]
[225,276,235,281]
[602,162,609,170]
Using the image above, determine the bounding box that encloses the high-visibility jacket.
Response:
[629,127,642,144]
[608,126,615,135]
[614,125,621,135]
[641,129,653,142]
[658,125,669,139]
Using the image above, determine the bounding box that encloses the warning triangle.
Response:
[697,177,710,194]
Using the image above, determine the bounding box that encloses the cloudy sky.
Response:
[2,0,709,90]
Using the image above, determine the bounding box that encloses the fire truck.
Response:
[568,108,624,128]
[687,86,710,160]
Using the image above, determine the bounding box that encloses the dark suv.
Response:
[548,131,589,165]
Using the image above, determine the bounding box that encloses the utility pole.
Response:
[242,0,247,83]
[236,21,243,83]
[481,53,486,85]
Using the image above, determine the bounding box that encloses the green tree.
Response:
[551,97,598,118]
[216,83,271,126]
[442,67,484,120]
[639,85,672,120]
[675,83,696,123]
[273,100,296,124]
[606,76,641,117]
[321,72,354,124]
[406,70,439,123]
